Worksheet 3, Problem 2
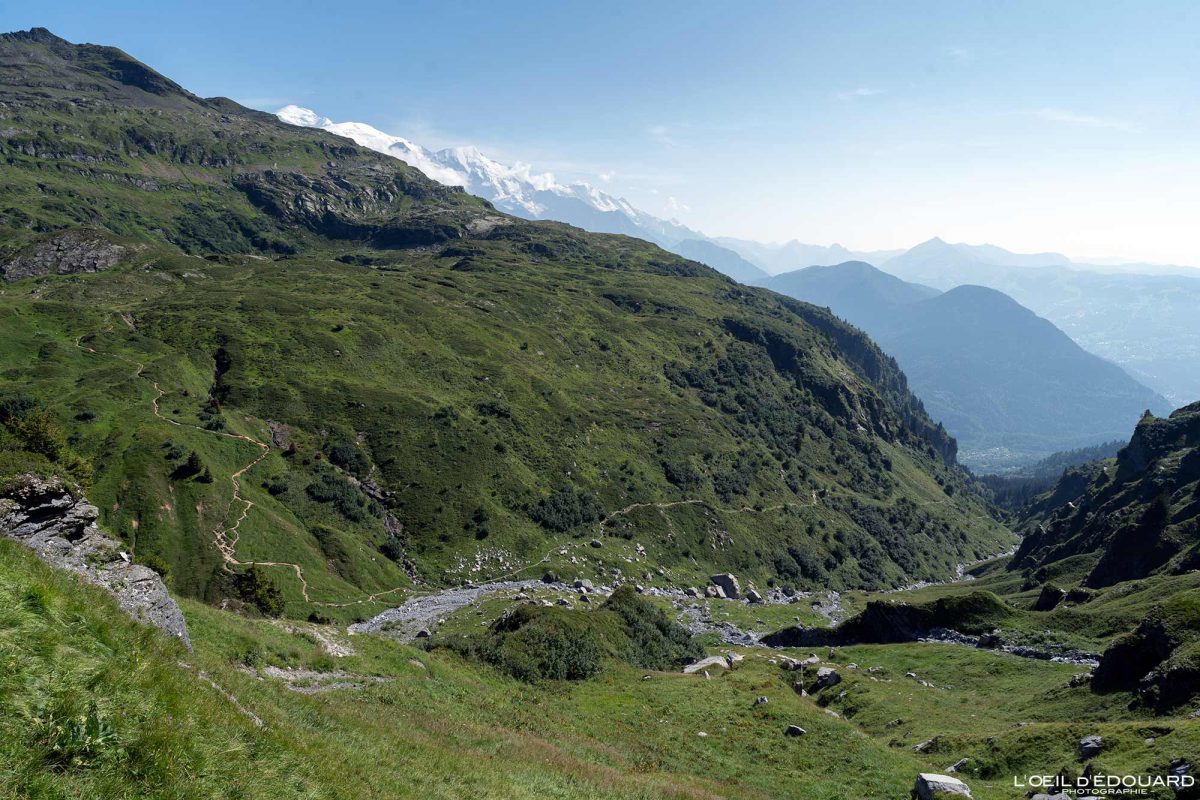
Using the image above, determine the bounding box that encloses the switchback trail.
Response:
[75,325,313,598]
[74,320,994,619]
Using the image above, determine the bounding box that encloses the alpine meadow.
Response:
[2,9,1200,800]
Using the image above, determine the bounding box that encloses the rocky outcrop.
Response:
[1,229,128,281]
[1092,596,1200,711]
[1013,401,1200,588]
[0,474,190,647]
[762,591,1013,648]
[1033,583,1067,612]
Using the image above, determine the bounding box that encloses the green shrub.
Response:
[528,487,602,532]
[601,586,703,669]
[232,565,284,617]
[434,605,603,682]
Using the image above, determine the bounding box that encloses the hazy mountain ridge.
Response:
[762,261,1169,469]
[880,238,1200,405]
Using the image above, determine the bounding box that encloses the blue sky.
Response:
[5,1,1200,262]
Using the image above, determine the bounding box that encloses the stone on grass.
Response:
[815,667,841,688]
[784,724,806,737]
[1078,734,1103,759]
[912,772,972,799]
[683,655,730,675]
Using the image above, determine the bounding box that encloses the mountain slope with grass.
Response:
[1013,402,1200,587]
[0,28,1011,622]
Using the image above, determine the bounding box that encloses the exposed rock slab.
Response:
[1,228,128,281]
[1,474,189,647]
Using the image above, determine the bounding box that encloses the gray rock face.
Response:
[913,772,972,798]
[1,229,128,281]
[1,474,189,647]
[709,573,741,599]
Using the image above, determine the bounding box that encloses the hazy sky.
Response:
[7,0,1200,263]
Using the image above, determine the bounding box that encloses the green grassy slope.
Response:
[6,537,1198,800]
[0,28,1011,615]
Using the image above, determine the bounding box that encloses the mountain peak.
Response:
[0,27,68,44]
[276,104,332,128]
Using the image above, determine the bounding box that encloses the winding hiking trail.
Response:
[73,319,1012,631]
[75,325,313,599]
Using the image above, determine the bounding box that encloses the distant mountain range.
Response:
[277,108,1200,408]
[276,106,768,278]
[762,261,1171,470]
[877,238,1200,405]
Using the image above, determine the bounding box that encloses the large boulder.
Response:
[710,573,741,599]
[912,773,972,799]
[1034,584,1067,612]
[1078,734,1103,759]
[814,667,841,688]
[683,655,730,675]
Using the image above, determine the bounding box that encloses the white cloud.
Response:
[837,87,885,100]
[944,46,971,60]
[1032,108,1135,131]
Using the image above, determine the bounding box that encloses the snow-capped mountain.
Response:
[276,105,704,249]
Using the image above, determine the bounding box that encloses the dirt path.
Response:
[75,326,313,598]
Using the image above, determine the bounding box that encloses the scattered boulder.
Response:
[573,578,594,591]
[709,573,741,599]
[704,584,726,599]
[589,539,603,548]
[976,630,1001,649]
[784,724,806,737]
[685,586,700,598]
[912,772,972,799]
[1078,734,1103,759]
[746,588,763,604]
[1034,584,1068,612]
[753,696,769,706]
[913,736,940,753]
[946,758,969,773]
[814,667,841,688]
